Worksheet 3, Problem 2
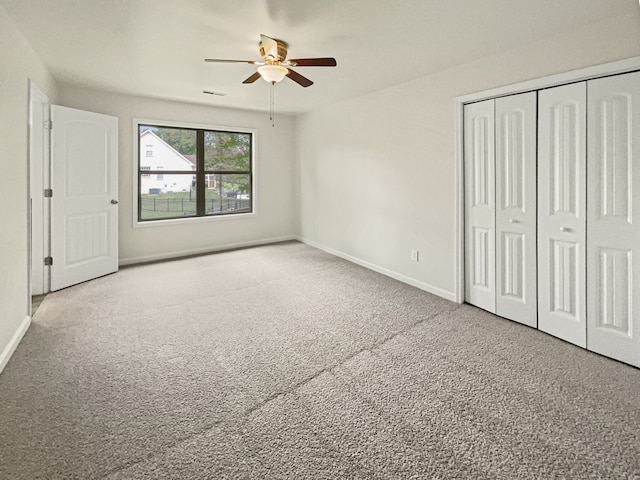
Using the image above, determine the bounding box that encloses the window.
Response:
[137,123,253,222]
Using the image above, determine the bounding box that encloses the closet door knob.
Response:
[111,199,119,205]
[509,218,519,224]
[560,226,572,233]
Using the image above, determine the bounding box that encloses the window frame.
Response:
[133,118,257,228]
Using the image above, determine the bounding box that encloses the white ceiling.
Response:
[1,0,636,114]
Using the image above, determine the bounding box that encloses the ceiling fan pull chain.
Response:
[270,81,275,127]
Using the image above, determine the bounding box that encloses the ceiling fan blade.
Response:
[242,72,262,84]
[288,57,337,67]
[204,59,258,64]
[286,69,313,88]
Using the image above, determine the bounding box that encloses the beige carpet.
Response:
[1,241,639,479]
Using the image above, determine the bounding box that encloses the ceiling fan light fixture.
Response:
[257,65,288,83]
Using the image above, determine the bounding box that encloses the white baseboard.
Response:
[0,315,31,375]
[295,236,458,302]
[119,235,297,266]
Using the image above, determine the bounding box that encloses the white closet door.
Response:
[495,92,537,327]
[587,72,640,368]
[538,83,587,347]
[51,105,119,291]
[465,99,496,313]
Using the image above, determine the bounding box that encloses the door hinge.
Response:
[44,188,53,198]
[44,120,52,130]
[44,256,53,266]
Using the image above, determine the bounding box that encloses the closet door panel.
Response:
[465,100,496,313]
[495,92,537,327]
[587,72,640,368]
[538,83,587,347]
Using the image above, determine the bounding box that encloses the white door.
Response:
[538,83,587,347]
[464,99,496,313]
[587,72,640,368]
[50,105,119,291]
[495,92,537,327]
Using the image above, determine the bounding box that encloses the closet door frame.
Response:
[455,55,640,304]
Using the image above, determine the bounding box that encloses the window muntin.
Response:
[137,124,253,222]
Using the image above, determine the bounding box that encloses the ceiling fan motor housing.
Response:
[260,38,288,63]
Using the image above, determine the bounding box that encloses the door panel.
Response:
[495,92,537,327]
[587,72,640,367]
[538,83,587,347]
[464,100,496,313]
[51,105,118,291]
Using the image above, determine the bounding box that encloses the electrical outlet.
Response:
[411,249,419,262]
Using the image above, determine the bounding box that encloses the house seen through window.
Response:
[137,123,253,221]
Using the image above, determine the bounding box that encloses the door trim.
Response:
[28,80,50,301]
[454,55,640,303]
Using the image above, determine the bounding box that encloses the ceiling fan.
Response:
[204,34,337,87]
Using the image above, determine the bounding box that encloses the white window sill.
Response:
[133,211,257,229]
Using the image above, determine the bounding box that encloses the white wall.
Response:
[296,12,640,301]
[57,85,297,264]
[0,5,57,370]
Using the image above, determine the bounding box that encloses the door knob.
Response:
[110,199,119,205]
[509,218,519,224]
[560,226,572,233]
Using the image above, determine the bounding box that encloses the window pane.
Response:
[204,131,251,171]
[205,174,251,215]
[139,125,197,172]
[140,174,197,220]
